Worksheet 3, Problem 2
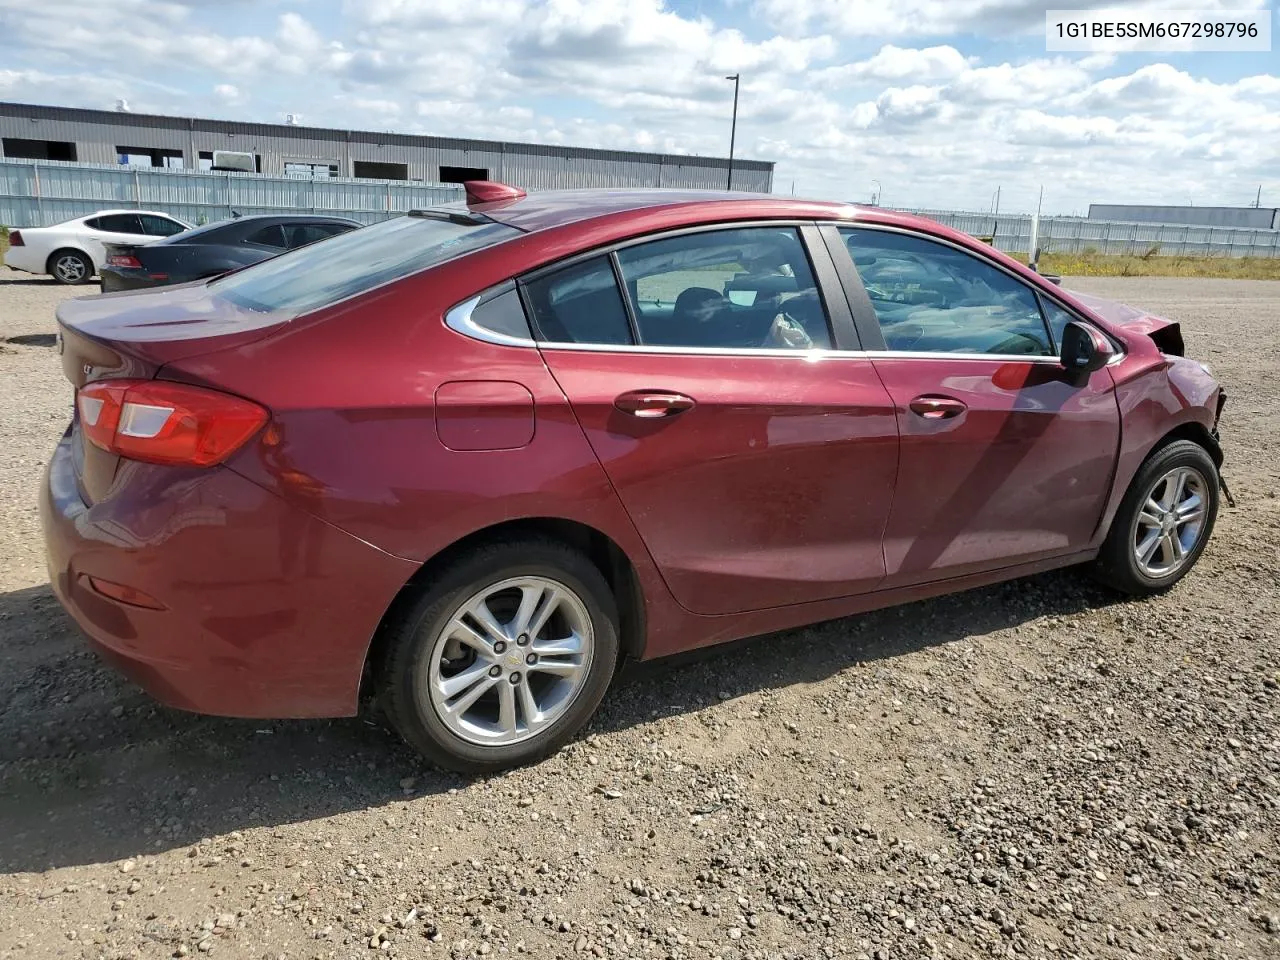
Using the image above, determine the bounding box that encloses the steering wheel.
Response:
[883,322,925,351]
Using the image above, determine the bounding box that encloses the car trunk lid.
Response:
[57,283,288,503]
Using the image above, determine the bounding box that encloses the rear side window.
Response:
[87,214,144,234]
[211,213,520,315]
[284,222,346,248]
[246,224,286,248]
[522,256,633,346]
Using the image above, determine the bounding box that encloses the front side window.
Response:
[841,227,1053,357]
[211,212,520,316]
[139,215,186,237]
[1038,296,1078,352]
[617,226,832,350]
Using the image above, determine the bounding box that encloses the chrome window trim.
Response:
[446,301,1078,367]
[861,350,1062,364]
[537,342,842,359]
[444,294,538,348]
[535,341,1068,364]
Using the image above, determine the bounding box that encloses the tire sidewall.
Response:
[387,545,619,772]
[1109,440,1219,592]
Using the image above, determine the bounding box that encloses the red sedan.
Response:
[41,182,1226,772]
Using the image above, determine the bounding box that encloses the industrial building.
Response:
[1088,203,1279,230]
[0,102,773,192]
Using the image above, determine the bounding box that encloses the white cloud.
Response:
[0,0,1275,211]
[817,45,974,85]
[213,83,244,105]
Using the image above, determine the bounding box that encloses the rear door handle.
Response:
[614,390,696,418]
[909,395,967,420]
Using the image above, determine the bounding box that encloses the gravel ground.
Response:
[1,267,1277,960]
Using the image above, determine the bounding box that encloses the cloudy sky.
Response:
[0,0,1276,213]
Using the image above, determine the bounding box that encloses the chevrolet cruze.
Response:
[41,182,1227,771]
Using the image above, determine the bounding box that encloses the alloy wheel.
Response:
[425,576,594,746]
[54,254,87,283]
[1133,465,1209,578]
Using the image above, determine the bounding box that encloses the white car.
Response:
[4,210,192,284]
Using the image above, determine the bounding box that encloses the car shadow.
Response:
[5,334,57,347]
[0,275,57,286]
[0,571,1121,872]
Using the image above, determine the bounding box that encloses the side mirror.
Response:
[1060,321,1114,385]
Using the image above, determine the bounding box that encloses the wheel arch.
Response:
[1151,420,1222,467]
[45,246,94,275]
[359,517,647,703]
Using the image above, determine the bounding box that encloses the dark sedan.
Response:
[99,214,361,291]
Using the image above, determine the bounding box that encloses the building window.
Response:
[116,146,184,169]
[199,150,261,173]
[284,161,340,179]
[439,165,490,184]
[2,138,78,162]
[353,160,409,181]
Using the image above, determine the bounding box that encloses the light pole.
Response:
[725,74,740,191]
[871,180,881,205]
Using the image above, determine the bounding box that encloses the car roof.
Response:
[219,214,361,224]
[77,209,183,219]
[469,188,952,238]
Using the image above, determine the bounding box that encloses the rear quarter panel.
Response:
[162,266,685,649]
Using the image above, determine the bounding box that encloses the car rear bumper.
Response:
[3,245,44,274]
[99,267,165,292]
[40,435,418,718]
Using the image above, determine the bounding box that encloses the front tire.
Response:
[1092,439,1219,595]
[48,249,93,285]
[378,537,619,773]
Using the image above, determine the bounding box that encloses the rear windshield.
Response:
[210,213,520,315]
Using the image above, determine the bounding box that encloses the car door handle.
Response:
[614,390,696,418]
[909,396,967,420]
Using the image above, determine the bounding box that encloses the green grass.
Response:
[1008,249,1280,280]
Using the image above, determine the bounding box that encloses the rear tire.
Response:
[378,537,619,773]
[48,249,93,285]
[1092,439,1219,596]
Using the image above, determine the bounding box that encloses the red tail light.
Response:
[77,379,268,467]
[107,254,142,268]
[8,230,23,247]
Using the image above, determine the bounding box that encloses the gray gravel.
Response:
[1,268,1277,959]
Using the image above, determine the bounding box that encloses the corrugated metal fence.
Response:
[896,208,1280,259]
[0,158,463,227]
[3,159,1278,258]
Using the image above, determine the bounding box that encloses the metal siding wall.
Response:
[3,106,773,191]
